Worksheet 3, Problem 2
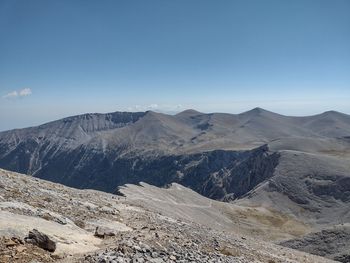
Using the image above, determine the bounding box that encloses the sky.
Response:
[0,0,349,131]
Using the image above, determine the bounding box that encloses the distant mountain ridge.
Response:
[0,108,349,200]
[2,108,350,151]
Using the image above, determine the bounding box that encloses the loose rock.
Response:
[24,229,56,252]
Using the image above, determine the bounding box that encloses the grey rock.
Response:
[94,226,117,238]
[24,229,56,252]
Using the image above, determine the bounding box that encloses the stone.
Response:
[132,258,145,263]
[16,245,27,253]
[4,239,17,247]
[24,229,56,252]
[94,226,116,238]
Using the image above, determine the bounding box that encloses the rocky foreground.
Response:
[0,169,336,263]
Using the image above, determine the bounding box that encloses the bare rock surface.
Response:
[0,168,335,263]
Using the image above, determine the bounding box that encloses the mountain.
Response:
[0,107,349,197]
[0,108,349,196]
[0,108,350,261]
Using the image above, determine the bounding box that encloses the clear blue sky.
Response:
[0,0,349,131]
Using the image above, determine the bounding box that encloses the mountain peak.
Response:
[240,107,271,116]
[322,110,342,116]
[176,109,203,116]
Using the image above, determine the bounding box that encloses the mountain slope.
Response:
[0,108,350,197]
[119,150,350,262]
[0,168,336,263]
[235,150,350,262]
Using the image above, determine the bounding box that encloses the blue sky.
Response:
[0,0,349,131]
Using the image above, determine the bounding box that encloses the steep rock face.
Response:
[29,144,279,201]
[0,112,146,174]
[238,151,350,226]
[178,145,280,200]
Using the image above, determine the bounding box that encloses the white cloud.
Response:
[3,88,32,99]
[19,88,32,96]
[148,104,158,110]
[3,91,18,99]
[126,103,185,113]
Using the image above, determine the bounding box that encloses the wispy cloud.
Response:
[3,91,18,99]
[127,103,184,113]
[3,88,32,99]
[18,88,32,96]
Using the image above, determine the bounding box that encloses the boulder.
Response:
[24,229,56,252]
[94,226,117,238]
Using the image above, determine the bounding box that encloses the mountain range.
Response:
[0,108,350,261]
[0,108,349,195]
